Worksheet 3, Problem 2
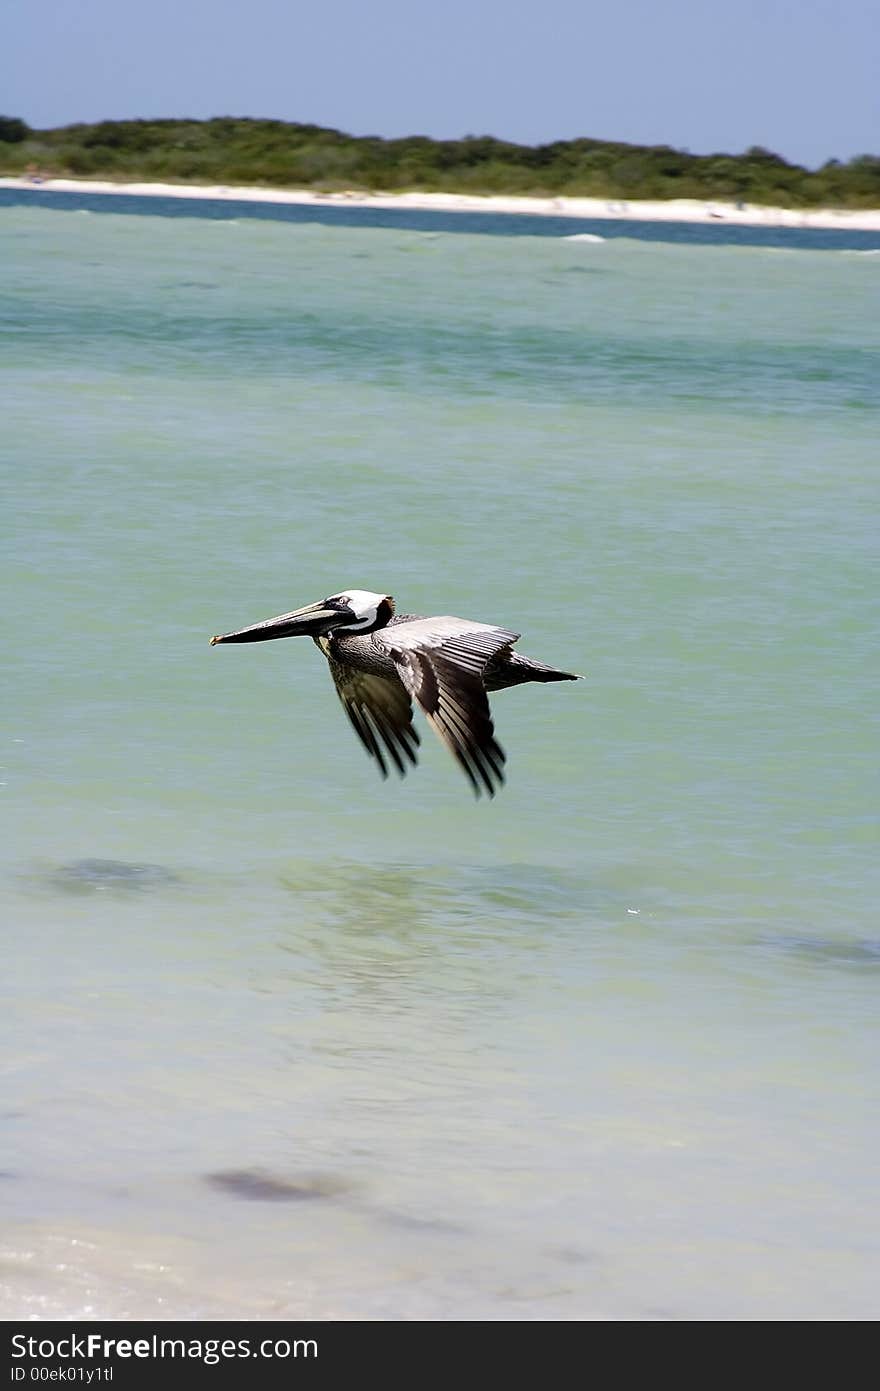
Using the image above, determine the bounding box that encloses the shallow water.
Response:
[2,199,878,1319]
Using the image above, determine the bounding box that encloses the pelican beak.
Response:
[210,600,339,645]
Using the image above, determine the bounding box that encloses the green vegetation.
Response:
[1,116,878,207]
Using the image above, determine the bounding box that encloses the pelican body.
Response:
[211,590,580,797]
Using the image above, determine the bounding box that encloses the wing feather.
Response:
[376,618,518,798]
[328,657,420,781]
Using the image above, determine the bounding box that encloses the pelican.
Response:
[211,590,581,797]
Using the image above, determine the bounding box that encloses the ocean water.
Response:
[1,196,878,1321]
[5,184,880,250]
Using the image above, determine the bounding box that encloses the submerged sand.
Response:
[2,175,879,231]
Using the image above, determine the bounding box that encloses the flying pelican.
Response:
[211,590,580,797]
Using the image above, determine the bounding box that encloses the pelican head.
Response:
[210,590,394,645]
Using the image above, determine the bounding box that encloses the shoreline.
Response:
[2,175,880,231]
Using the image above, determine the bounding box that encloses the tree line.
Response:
[1,116,877,207]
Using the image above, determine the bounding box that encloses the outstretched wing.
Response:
[376,618,519,798]
[327,655,421,779]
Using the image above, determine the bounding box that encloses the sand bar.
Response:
[2,175,879,231]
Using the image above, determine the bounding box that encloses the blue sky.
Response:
[5,0,877,167]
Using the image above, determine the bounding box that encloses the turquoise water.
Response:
[2,200,878,1320]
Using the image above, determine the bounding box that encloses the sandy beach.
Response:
[2,174,879,231]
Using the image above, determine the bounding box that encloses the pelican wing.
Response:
[327,656,421,779]
[376,618,520,798]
